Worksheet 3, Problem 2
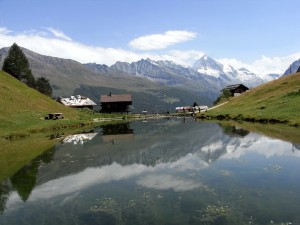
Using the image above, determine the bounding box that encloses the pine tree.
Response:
[297,66,300,73]
[35,77,52,97]
[2,43,36,87]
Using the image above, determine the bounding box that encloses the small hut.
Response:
[221,84,249,97]
[100,93,132,113]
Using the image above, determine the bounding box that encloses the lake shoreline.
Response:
[196,112,299,127]
[2,110,298,141]
[0,113,175,140]
[214,120,300,145]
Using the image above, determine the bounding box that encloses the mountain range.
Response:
[0,46,295,112]
[87,55,284,89]
[0,47,217,112]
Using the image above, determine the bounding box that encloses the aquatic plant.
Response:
[192,202,229,224]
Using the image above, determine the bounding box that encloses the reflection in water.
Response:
[0,146,56,213]
[219,124,250,137]
[1,119,300,225]
[63,133,98,145]
[0,181,10,213]
[48,132,65,140]
[102,133,134,143]
[293,143,300,151]
[137,174,202,191]
[10,160,40,202]
[101,123,134,144]
[101,123,133,135]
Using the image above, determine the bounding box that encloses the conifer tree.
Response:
[2,43,36,87]
[35,77,52,97]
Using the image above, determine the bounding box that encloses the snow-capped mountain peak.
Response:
[110,55,266,90]
[192,55,224,78]
[192,55,264,87]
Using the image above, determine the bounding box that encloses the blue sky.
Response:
[0,0,300,75]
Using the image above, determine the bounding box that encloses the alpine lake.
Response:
[1,118,300,225]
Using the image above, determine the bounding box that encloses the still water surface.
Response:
[1,118,300,225]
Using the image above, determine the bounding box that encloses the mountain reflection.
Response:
[1,119,300,215]
[0,146,56,213]
[293,143,300,151]
[5,154,208,204]
[219,125,250,137]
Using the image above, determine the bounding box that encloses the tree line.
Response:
[2,43,52,97]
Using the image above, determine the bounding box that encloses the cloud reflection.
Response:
[211,134,300,160]
[6,152,207,210]
[137,174,201,191]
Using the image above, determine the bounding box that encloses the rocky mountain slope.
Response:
[283,59,300,76]
[110,58,203,85]
[2,46,288,112]
[89,55,266,92]
[107,58,220,98]
[87,55,268,99]
[0,47,216,112]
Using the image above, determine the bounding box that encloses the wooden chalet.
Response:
[100,93,132,113]
[221,84,249,96]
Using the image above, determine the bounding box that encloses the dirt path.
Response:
[207,101,228,111]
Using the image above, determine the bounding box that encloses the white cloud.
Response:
[0,27,12,35]
[219,53,300,76]
[0,27,148,65]
[1,26,299,75]
[251,54,300,75]
[0,27,203,66]
[45,27,72,41]
[129,30,198,50]
[164,50,205,66]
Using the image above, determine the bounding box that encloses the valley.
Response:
[0,47,279,113]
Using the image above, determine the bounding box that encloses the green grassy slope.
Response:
[206,73,300,126]
[0,71,84,136]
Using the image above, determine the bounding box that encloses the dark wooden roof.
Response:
[222,84,249,91]
[100,94,132,103]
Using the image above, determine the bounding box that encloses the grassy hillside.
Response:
[205,73,300,126]
[0,71,92,137]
